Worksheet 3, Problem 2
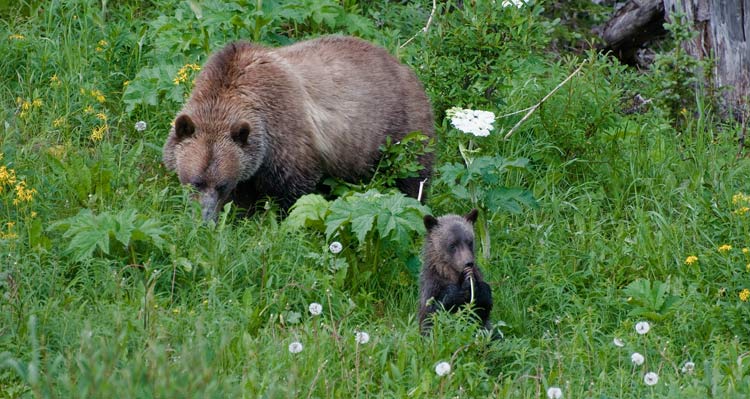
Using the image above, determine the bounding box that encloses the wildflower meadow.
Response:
[2,0,750,398]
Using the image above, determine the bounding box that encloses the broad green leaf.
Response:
[285,194,330,231]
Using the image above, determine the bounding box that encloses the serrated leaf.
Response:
[285,194,330,230]
[113,209,137,248]
[325,199,354,239]
[350,213,375,244]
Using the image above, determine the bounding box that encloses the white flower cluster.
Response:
[502,0,525,7]
[449,107,496,137]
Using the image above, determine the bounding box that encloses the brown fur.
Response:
[418,209,493,333]
[163,36,435,221]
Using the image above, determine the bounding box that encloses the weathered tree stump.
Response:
[663,0,749,116]
[600,0,666,65]
[599,0,749,117]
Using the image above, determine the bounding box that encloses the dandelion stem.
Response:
[503,58,589,140]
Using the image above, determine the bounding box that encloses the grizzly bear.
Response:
[163,36,435,222]
[418,209,493,334]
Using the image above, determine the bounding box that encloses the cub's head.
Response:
[163,114,267,222]
[423,209,479,278]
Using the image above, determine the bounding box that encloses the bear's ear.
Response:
[174,114,195,140]
[423,215,439,231]
[464,208,479,224]
[230,120,251,145]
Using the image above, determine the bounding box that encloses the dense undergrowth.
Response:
[2,0,750,397]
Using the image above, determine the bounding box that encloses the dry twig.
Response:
[503,59,589,140]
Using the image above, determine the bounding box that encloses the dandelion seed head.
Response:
[631,352,645,366]
[635,321,650,335]
[288,341,303,354]
[135,121,147,132]
[681,361,695,374]
[329,241,343,254]
[308,302,322,316]
[434,361,451,376]
[613,337,624,347]
[643,371,659,386]
[355,331,370,345]
[546,387,563,399]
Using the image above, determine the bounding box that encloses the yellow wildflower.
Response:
[684,255,698,265]
[53,117,66,128]
[0,165,17,188]
[90,125,107,141]
[744,248,749,254]
[84,105,94,114]
[31,211,37,218]
[733,193,750,205]
[735,207,750,215]
[172,308,181,315]
[123,80,130,87]
[20,101,31,111]
[90,89,105,103]
[32,98,42,107]
[95,39,108,52]
[746,263,750,272]
[740,288,750,302]
[50,74,61,85]
[12,180,36,205]
[719,244,733,253]
[47,145,67,159]
[0,221,17,240]
[95,112,107,121]
[8,34,24,40]
[173,63,201,85]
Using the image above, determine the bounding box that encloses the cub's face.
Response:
[167,114,266,222]
[423,209,479,279]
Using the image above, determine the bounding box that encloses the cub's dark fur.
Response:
[418,209,493,333]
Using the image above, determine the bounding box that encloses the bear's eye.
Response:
[190,181,206,191]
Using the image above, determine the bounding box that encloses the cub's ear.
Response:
[423,215,439,231]
[231,120,251,144]
[174,114,195,140]
[464,208,479,224]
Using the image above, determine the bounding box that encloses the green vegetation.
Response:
[2,0,750,397]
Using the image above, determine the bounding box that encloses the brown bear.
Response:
[163,36,435,222]
[418,209,493,334]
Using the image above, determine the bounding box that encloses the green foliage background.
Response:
[2,0,750,397]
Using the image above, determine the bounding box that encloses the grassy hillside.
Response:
[2,0,750,397]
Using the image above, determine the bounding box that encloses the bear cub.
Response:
[418,209,493,334]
